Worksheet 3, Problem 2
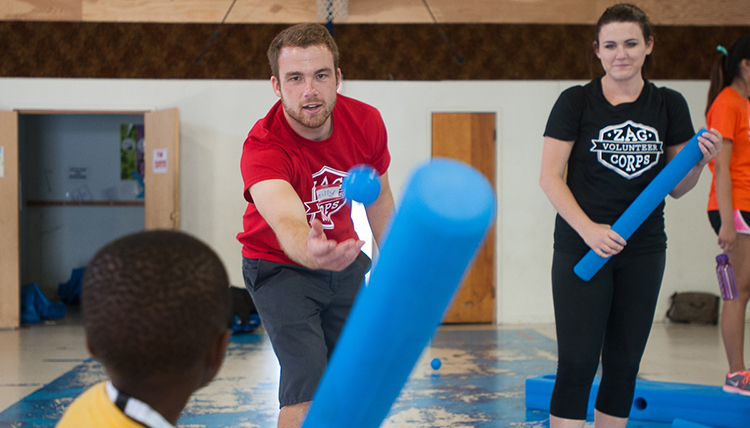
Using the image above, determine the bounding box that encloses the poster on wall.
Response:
[153,148,168,174]
[121,124,145,199]
[120,124,145,181]
[0,146,4,178]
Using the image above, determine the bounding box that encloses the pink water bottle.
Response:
[716,254,739,301]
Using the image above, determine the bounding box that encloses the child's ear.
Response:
[199,329,232,388]
[85,336,99,359]
[207,329,232,370]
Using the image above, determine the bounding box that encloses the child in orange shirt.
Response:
[706,35,750,396]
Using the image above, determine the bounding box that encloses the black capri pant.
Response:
[549,249,666,419]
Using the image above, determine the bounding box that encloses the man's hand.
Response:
[307,219,364,271]
[251,179,365,271]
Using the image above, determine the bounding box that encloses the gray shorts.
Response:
[242,253,371,407]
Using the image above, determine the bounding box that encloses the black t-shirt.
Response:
[544,78,695,255]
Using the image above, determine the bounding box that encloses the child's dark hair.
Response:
[706,35,750,116]
[82,230,230,380]
[595,3,654,75]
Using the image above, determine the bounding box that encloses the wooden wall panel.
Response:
[408,0,750,25]
[2,0,82,21]
[0,21,747,80]
[80,0,315,24]
[625,0,750,26]
[0,111,19,329]
[2,0,749,25]
[427,0,601,24]
[84,0,239,23]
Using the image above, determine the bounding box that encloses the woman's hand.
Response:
[581,223,627,258]
[696,128,723,167]
[718,222,737,254]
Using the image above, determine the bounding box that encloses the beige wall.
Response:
[2,0,748,25]
[0,77,731,324]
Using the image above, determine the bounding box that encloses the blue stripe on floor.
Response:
[0,329,672,427]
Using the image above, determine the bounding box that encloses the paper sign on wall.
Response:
[153,148,168,174]
[69,166,87,179]
[0,146,4,178]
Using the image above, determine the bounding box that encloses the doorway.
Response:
[432,112,497,323]
[0,109,179,329]
[19,113,147,300]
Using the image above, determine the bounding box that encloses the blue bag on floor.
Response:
[21,283,66,323]
[58,267,85,305]
[228,286,261,334]
[230,313,261,334]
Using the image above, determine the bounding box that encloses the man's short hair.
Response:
[83,230,230,380]
[267,23,340,80]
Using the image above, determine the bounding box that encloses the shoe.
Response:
[723,370,750,396]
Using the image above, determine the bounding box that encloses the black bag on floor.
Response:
[666,292,719,325]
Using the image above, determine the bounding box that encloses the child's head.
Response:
[707,35,750,115]
[82,230,231,388]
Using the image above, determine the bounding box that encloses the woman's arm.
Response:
[540,136,626,258]
[714,138,736,253]
[668,129,722,198]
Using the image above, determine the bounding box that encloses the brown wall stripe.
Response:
[0,22,748,80]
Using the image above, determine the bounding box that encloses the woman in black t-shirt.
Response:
[539,4,722,427]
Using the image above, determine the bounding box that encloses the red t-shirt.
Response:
[707,87,750,212]
[237,94,390,264]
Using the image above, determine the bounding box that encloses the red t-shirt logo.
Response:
[305,166,347,229]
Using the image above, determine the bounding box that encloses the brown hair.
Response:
[706,35,750,116]
[594,3,654,75]
[267,23,340,80]
[83,230,230,380]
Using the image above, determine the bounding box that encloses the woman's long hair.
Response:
[706,35,750,116]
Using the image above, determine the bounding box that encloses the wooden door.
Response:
[432,113,496,323]
[144,108,180,229]
[0,111,19,329]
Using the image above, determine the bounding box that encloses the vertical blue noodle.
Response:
[302,157,497,428]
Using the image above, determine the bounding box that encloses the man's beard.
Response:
[281,96,336,130]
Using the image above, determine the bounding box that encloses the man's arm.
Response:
[250,179,364,271]
[365,171,395,248]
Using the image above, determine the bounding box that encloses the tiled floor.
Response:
[0,307,747,427]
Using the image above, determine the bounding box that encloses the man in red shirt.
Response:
[236,23,394,428]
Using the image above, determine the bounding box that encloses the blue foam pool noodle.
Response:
[673,419,714,428]
[574,129,707,281]
[526,373,749,427]
[301,157,496,428]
